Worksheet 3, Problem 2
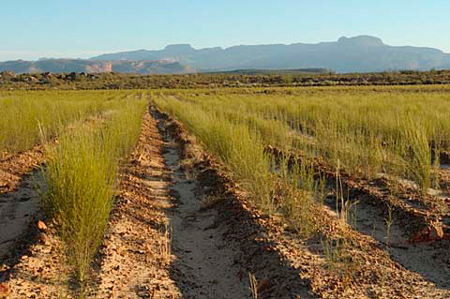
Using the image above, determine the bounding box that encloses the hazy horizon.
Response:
[1,0,450,61]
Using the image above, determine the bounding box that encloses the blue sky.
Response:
[1,0,449,61]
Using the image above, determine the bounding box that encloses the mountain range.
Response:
[0,59,191,74]
[2,36,450,74]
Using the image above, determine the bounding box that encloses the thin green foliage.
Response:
[0,90,132,155]
[160,88,450,194]
[45,95,146,281]
[154,87,450,237]
[154,94,318,235]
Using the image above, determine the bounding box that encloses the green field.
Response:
[1,86,449,297]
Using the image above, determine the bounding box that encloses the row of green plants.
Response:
[153,93,317,236]
[169,88,450,194]
[153,88,450,292]
[44,94,146,281]
[0,90,135,155]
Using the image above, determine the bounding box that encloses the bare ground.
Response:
[0,146,73,298]
[0,171,44,258]
[87,108,254,298]
[87,109,180,299]
[87,107,317,298]
[349,197,450,289]
[0,145,47,258]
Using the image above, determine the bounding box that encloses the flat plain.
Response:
[1,84,450,298]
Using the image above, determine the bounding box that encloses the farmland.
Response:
[1,85,450,298]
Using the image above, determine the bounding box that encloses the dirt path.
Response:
[159,119,251,299]
[1,107,316,298]
[90,108,253,298]
[158,110,317,299]
[89,109,179,298]
[89,107,320,299]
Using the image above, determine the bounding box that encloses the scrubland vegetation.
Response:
[2,85,450,296]
[0,90,146,281]
[2,69,450,90]
[45,94,146,280]
[154,86,450,230]
[0,90,134,155]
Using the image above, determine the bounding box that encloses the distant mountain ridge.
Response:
[92,36,450,73]
[0,59,192,74]
[1,36,450,74]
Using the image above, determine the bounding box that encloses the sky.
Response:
[1,0,449,61]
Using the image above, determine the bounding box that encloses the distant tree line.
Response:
[1,70,450,90]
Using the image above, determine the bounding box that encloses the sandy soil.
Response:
[89,108,257,298]
[0,145,73,298]
[161,128,252,298]
[89,107,318,298]
[88,109,180,299]
[0,145,47,259]
[350,197,450,289]
[0,171,44,258]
